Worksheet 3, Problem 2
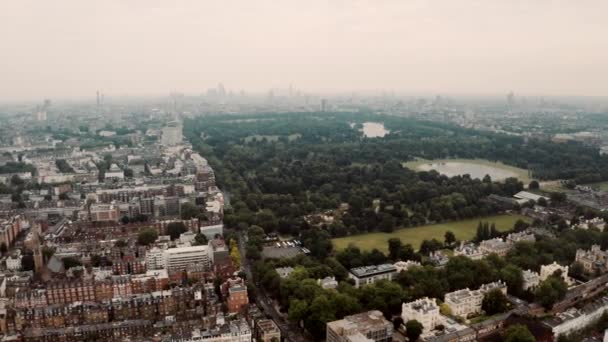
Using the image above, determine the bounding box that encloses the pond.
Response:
[415,161,519,180]
[360,122,389,138]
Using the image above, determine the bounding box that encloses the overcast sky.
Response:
[1,0,607,101]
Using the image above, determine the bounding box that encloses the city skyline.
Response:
[1,0,607,101]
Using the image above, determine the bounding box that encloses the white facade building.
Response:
[522,269,540,291]
[444,281,507,318]
[348,264,397,288]
[146,247,166,270]
[540,262,573,286]
[401,297,442,332]
[164,245,210,272]
[161,122,183,146]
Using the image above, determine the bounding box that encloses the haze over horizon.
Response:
[2,0,607,101]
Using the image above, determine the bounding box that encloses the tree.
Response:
[538,197,548,207]
[393,316,404,330]
[482,289,509,315]
[388,238,403,261]
[569,261,585,279]
[444,231,456,246]
[535,276,567,309]
[62,257,82,270]
[0,243,7,255]
[194,233,208,246]
[124,168,134,178]
[288,299,308,324]
[503,324,535,342]
[22,254,35,271]
[528,181,539,190]
[405,320,423,341]
[180,203,199,220]
[500,264,524,296]
[166,222,187,240]
[115,239,128,248]
[137,229,158,246]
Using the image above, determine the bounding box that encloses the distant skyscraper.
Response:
[321,98,328,112]
[218,83,226,98]
[161,121,183,146]
[507,91,515,107]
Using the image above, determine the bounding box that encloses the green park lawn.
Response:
[332,214,530,253]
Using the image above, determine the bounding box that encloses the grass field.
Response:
[332,214,530,253]
[403,158,531,184]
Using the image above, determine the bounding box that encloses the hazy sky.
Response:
[1,0,607,101]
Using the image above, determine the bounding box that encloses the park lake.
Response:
[404,159,530,183]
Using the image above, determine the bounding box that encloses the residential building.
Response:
[402,297,441,332]
[326,310,393,342]
[540,262,573,286]
[506,231,536,244]
[318,276,339,290]
[275,267,294,279]
[575,245,608,274]
[544,296,608,339]
[87,203,120,222]
[348,264,397,288]
[227,284,248,313]
[164,246,210,272]
[444,281,507,318]
[522,270,540,291]
[161,121,183,146]
[145,246,166,270]
[256,319,280,342]
[453,242,483,260]
[479,238,512,257]
[394,260,422,272]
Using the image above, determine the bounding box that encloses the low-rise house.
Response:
[348,264,397,288]
[394,260,422,272]
[275,267,294,279]
[318,276,338,290]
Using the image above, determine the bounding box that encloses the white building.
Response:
[164,245,210,272]
[105,164,124,180]
[522,269,540,291]
[540,262,573,286]
[200,224,224,240]
[146,247,166,270]
[275,267,294,279]
[401,297,442,332]
[544,296,608,339]
[453,242,484,260]
[318,276,338,290]
[161,121,183,146]
[5,251,22,271]
[444,281,507,318]
[394,260,422,273]
[348,264,397,288]
[506,231,536,244]
[479,238,512,257]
